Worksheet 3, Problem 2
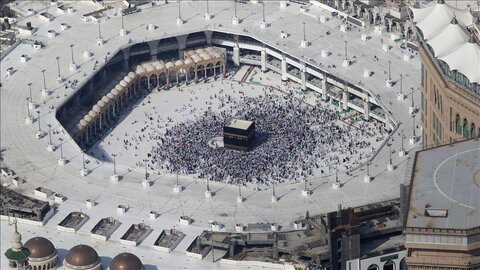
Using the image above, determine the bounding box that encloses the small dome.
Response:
[102,96,110,103]
[202,55,212,60]
[128,72,136,79]
[165,62,174,69]
[115,85,124,91]
[205,46,215,51]
[97,100,106,107]
[155,64,165,71]
[24,237,56,259]
[84,115,93,122]
[184,59,193,65]
[175,60,184,66]
[109,253,143,270]
[106,93,115,99]
[145,64,155,72]
[88,110,98,117]
[111,89,119,95]
[119,80,128,87]
[124,76,132,83]
[65,245,100,268]
[196,48,205,54]
[93,105,101,113]
[79,119,88,127]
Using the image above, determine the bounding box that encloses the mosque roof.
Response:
[411,1,480,84]
[24,237,56,259]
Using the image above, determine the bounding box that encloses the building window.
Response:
[472,124,477,138]
[456,114,461,134]
[383,261,395,270]
[367,264,380,270]
[449,108,452,131]
[421,63,424,86]
[463,118,469,138]
[399,259,407,270]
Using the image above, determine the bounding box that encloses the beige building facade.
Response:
[413,1,480,148]
[419,44,480,147]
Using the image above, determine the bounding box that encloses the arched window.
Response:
[455,114,461,134]
[463,118,469,138]
[471,123,477,138]
[399,258,407,270]
[384,260,396,270]
[367,264,380,270]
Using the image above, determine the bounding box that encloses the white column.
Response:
[281,56,287,81]
[301,64,307,91]
[321,80,327,101]
[364,96,370,120]
[233,45,240,66]
[261,49,267,72]
[342,91,349,111]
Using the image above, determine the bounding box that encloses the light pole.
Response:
[41,69,49,96]
[344,41,348,60]
[97,21,102,40]
[303,21,306,41]
[113,154,117,175]
[111,153,119,182]
[28,83,33,103]
[399,74,403,94]
[37,111,41,133]
[56,56,63,82]
[209,220,215,263]
[234,0,237,18]
[144,160,148,180]
[80,151,89,176]
[48,125,53,144]
[26,98,31,118]
[70,44,75,65]
[82,152,86,170]
[178,0,181,19]
[59,139,64,159]
[388,60,392,81]
[364,161,372,182]
[387,143,394,171]
[58,138,66,166]
[262,2,266,23]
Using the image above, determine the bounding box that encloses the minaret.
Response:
[4,220,30,270]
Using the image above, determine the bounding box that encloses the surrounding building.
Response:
[405,138,480,269]
[4,222,30,270]
[63,245,102,270]
[23,237,58,270]
[411,1,480,147]
[3,224,146,270]
[109,253,143,270]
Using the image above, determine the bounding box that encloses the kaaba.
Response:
[223,119,255,151]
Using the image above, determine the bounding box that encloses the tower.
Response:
[4,221,30,270]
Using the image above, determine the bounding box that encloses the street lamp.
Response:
[36,111,42,133]
[41,69,49,96]
[28,83,33,104]
[25,98,31,119]
[110,153,119,182]
[113,154,117,175]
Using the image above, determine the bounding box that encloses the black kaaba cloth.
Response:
[223,119,255,151]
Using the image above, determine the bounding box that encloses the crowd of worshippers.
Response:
[143,88,386,185]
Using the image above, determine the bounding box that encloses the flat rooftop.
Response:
[226,119,254,130]
[406,138,480,230]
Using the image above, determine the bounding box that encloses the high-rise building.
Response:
[404,138,480,269]
[411,0,480,148]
